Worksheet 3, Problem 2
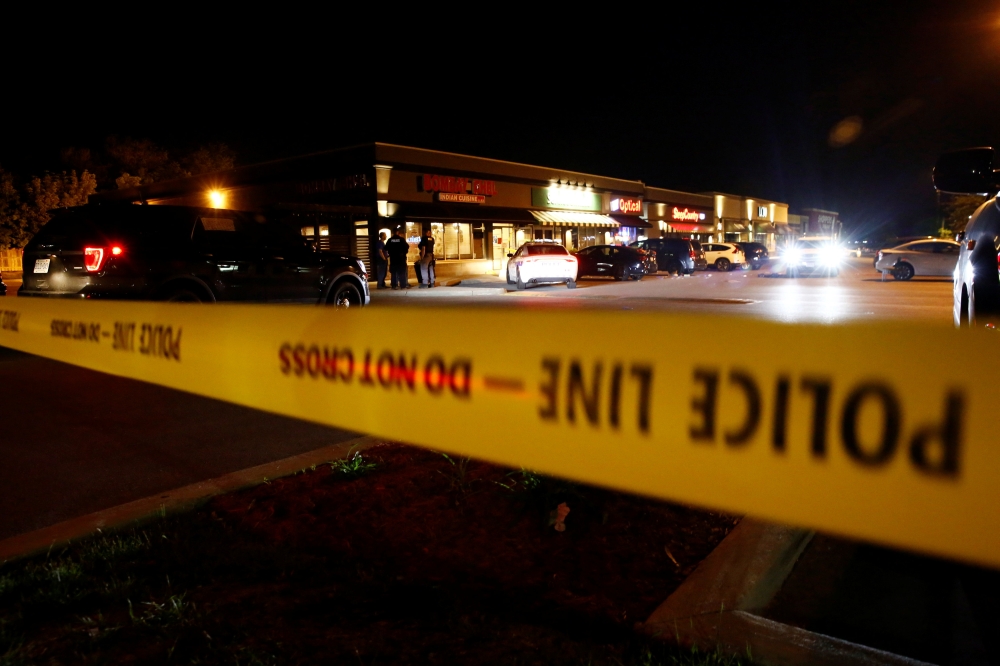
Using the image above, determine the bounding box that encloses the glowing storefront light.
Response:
[546,187,597,209]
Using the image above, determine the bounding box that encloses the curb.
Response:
[371,287,508,297]
[639,519,931,665]
[0,435,378,565]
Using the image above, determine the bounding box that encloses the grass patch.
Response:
[328,449,377,479]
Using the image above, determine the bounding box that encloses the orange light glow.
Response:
[111,246,123,256]
[208,189,226,209]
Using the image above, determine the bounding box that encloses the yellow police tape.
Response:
[0,297,997,566]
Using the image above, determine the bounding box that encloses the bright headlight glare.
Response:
[820,247,840,266]
[784,248,801,265]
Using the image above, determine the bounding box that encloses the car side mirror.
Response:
[957,231,966,242]
[506,253,513,258]
[933,148,999,195]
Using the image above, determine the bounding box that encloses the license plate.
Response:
[33,259,50,274]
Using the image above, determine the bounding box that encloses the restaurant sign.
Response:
[419,174,498,202]
[531,187,602,212]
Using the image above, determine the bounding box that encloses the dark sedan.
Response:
[574,245,645,280]
[19,205,370,306]
[0,274,6,297]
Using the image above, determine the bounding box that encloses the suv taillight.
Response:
[689,249,696,258]
[84,247,104,272]
[83,245,124,272]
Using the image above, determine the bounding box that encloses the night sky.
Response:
[5,1,998,237]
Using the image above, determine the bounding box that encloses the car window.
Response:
[933,243,959,254]
[526,245,568,256]
[904,242,938,253]
[193,215,263,252]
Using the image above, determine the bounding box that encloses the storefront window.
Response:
[429,222,473,260]
[406,222,422,262]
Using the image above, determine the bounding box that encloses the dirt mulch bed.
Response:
[0,443,740,665]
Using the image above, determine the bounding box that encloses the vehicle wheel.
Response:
[667,260,682,275]
[328,280,363,307]
[715,258,731,272]
[566,279,576,289]
[740,262,751,271]
[516,267,526,290]
[892,263,914,281]
[162,288,204,303]
[631,270,642,281]
[615,265,628,281]
[506,267,513,285]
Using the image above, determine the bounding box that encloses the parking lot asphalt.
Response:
[0,346,360,543]
[0,255,953,546]
[372,256,954,324]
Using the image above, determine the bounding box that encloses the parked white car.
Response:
[506,242,578,290]
[701,242,746,271]
[874,239,961,281]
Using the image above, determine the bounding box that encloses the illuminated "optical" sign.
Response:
[610,197,642,214]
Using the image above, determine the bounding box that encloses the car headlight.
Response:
[784,248,801,265]
[356,259,367,275]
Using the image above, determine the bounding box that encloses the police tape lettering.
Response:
[279,343,472,396]
[688,368,964,478]
[0,310,19,333]
[538,358,653,433]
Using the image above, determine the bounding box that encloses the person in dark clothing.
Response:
[374,231,389,289]
[385,227,410,289]
[418,228,436,288]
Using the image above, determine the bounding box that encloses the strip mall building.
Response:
[100,143,795,279]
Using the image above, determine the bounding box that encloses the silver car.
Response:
[874,239,960,280]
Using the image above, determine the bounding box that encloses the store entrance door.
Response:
[492,224,513,271]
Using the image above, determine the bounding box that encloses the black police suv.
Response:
[19,205,370,306]
[736,242,769,270]
[631,238,696,274]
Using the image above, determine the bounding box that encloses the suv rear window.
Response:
[30,207,196,250]
[525,245,569,256]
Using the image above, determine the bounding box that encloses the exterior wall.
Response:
[643,188,715,238]
[0,249,22,274]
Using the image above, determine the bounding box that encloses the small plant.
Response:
[329,449,377,479]
[437,453,479,495]
[495,467,543,492]
[128,593,192,627]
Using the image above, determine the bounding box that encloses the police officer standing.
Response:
[374,231,389,289]
[385,226,411,289]
[418,228,436,288]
